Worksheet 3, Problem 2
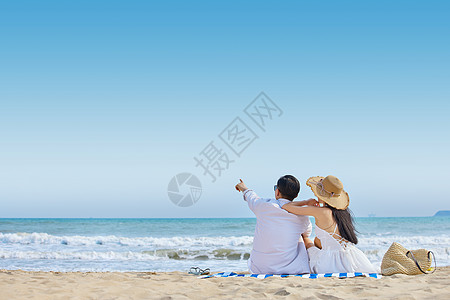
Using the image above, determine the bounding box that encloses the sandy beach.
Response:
[0,267,448,300]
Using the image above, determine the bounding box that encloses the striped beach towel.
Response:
[199,272,382,279]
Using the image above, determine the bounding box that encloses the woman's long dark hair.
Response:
[326,204,358,244]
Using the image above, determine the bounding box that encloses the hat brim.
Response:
[306,176,349,210]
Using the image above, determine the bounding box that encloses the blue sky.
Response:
[0,1,449,217]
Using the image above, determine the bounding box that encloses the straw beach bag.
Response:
[381,242,436,275]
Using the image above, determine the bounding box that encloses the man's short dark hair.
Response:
[277,175,300,201]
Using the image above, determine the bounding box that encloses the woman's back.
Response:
[314,223,348,250]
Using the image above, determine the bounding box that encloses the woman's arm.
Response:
[288,198,319,207]
[282,201,323,217]
[314,237,322,249]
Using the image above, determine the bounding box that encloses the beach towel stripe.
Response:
[199,272,382,279]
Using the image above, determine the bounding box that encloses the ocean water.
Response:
[0,217,449,272]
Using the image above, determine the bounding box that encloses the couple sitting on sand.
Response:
[235,175,377,275]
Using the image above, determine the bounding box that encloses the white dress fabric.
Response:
[307,225,378,274]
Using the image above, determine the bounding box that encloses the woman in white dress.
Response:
[282,175,377,274]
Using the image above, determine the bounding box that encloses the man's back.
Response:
[243,189,311,274]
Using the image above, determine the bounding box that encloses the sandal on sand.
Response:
[188,267,210,275]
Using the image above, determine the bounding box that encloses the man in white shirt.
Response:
[235,175,314,274]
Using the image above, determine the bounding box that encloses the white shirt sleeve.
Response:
[242,189,263,213]
[303,219,313,237]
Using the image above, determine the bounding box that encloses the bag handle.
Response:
[406,250,437,274]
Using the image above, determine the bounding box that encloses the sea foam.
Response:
[0,232,253,247]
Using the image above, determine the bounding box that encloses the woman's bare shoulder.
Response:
[316,206,332,215]
[314,207,334,224]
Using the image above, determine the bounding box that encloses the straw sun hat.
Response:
[306,175,349,210]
